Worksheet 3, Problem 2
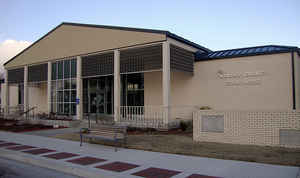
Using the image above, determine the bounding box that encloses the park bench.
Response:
[80,125,127,152]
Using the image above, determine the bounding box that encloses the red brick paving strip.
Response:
[186,174,223,178]
[95,161,139,172]
[6,145,36,151]
[43,152,79,160]
[0,142,20,147]
[67,156,106,165]
[132,167,182,178]
[23,148,56,155]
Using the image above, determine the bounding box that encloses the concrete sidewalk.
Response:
[0,131,299,178]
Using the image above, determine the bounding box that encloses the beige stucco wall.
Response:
[0,84,19,107]
[5,24,166,69]
[294,52,300,109]
[171,53,293,110]
[8,85,18,106]
[0,84,4,105]
[1,83,49,113]
[144,71,163,105]
[28,83,48,113]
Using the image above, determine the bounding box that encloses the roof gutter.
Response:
[166,32,212,52]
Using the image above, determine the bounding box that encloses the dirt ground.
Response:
[52,132,300,166]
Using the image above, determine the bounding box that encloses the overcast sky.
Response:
[0,0,299,73]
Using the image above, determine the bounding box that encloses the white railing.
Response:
[118,105,199,129]
[119,106,167,128]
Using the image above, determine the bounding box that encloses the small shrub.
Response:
[179,120,193,132]
[80,128,89,133]
[199,106,212,110]
[186,120,193,132]
[180,120,188,131]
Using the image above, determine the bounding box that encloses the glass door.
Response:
[88,76,113,115]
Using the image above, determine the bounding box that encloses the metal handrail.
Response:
[15,106,37,120]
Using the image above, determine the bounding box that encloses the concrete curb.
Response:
[0,149,109,178]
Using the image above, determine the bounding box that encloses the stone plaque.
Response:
[279,129,300,146]
[201,115,224,133]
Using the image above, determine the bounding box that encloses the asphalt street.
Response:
[0,157,78,178]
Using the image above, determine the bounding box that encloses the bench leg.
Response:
[114,139,117,152]
[80,134,83,146]
[123,138,127,148]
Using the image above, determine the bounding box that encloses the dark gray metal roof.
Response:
[195,45,299,61]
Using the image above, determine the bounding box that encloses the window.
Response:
[57,61,63,79]
[52,63,57,80]
[71,59,77,78]
[50,59,77,115]
[121,73,144,106]
[64,60,70,78]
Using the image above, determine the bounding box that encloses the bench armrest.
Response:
[80,128,90,134]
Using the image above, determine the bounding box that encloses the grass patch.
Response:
[52,132,300,166]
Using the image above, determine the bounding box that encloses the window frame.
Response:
[50,58,77,116]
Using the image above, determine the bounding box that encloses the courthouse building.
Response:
[1,22,300,126]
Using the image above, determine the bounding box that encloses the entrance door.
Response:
[88,76,113,115]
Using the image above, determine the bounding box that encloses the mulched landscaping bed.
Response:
[0,119,67,132]
[127,127,192,136]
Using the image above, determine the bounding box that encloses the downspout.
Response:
[291,51,296,109]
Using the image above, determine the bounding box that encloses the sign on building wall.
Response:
[201,115,224,133]
[217,70,266,86]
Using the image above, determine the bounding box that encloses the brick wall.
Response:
[193,110,300,148]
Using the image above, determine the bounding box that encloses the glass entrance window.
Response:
[50,59,77,116]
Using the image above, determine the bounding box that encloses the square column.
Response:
[24,66,28,112]
[3,70,9,114]
[47,62,52,114]
[114,50,120,122]
[76,56,83,120]
[162,41,170,125]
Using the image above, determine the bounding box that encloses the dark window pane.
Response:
[99,78,105,90]
[57,61,63,79]
[107,103,112,114]
[71,79,76,89]
[83,102,88,113]
[57,80,63,90]
[64,91,70,102]
[71,104,76,115]
[51,81,56,91]
[89,80,97,90]
[71,59,77,78]
[58,91,63,102]
[64,79,70,89]
[52,62,57,80]
[58,103,64,114]
[71,90,76,102]
[64,60,70,79]
[64,103,70,115]
[83,79,88,89]
[122,73,144,106]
